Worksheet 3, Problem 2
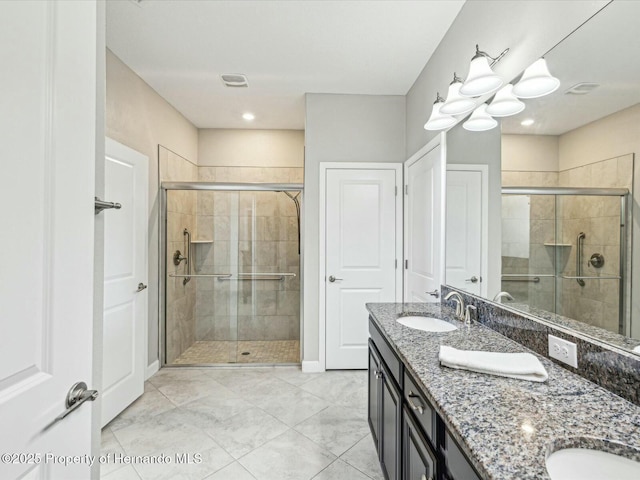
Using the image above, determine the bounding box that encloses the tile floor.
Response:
[172,340,300,364]
[101,367,383,480]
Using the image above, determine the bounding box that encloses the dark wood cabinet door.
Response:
[368,342,382,452]
[381,362,402,480]
[403,407,436,480]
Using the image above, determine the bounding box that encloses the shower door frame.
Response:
[159,182,304,367]
[501,186,629,335]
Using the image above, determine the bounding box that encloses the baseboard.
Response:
[301,360,325,373]
[145,359,160,380]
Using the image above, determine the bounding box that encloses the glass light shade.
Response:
[441,80,477,115]
[486,84,525,117]
[460,56,503,97]
[424,101,457,131]
[512,58,560,98]
[463,104,498,131]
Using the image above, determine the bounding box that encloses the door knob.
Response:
[136,283,148,292]
[465,276,479,283]
[55,382,98,423]
[426,290,439,298]
[328,275,343,283]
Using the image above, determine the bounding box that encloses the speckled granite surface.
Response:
[442,286,640,406]
[366,302,640,480]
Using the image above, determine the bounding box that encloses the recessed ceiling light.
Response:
[521,118,535,126]
[242,113,255,121]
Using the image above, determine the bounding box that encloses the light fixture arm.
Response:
[450,73,464,85]
[473,44,510,67]
[434,92,445,104]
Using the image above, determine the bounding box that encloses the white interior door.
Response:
[404,143,445,303]
[323,165,401,369]
[0,2,99,479]
[445,167,487,297]
[102,139,148,427]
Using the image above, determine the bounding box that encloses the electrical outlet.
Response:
[548,334,578,368]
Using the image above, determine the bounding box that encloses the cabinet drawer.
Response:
[443,430,481,480]
[403,372,436,446]
[369,317,402,386]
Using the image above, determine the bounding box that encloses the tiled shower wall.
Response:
[160,147,198,364]
[194,166,303,343]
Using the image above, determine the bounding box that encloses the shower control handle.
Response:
[328,275,343,283]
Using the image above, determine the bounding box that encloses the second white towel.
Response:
[439,345,548,382]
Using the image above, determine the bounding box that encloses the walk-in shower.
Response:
[160,182,303,366]
[501,186,629,334]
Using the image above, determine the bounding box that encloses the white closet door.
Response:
[324,165,401,369]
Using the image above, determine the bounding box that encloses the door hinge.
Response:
[405,185,408,195]
[395,259,398,269]
[405,259,408,269]
[395,186,398,196]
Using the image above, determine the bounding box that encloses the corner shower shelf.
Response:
[544,243,572,247]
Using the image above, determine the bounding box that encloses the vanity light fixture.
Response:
[441,73,477,115]
[512,58,560,98]
[242,112,255,121]
[459,44,509,97]
[520,118,535,126]
[424,93,457,131]
[486,84,525,117]
[463,103,497,131]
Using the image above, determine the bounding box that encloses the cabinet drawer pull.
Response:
[374,370,383,379]
[407,391,425,415]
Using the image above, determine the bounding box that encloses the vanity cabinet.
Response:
[369,339,402,480]
[369,317,482,480]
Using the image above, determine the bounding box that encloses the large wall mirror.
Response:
[444,0,640,354]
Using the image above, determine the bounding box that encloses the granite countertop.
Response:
[366,302,640,480]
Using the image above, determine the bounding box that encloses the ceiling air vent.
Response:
[221,74,249,88]
[565,83,600,95]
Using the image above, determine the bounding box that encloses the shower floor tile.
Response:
[172,340,300,364]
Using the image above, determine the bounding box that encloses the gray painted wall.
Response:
[303,93,406,364]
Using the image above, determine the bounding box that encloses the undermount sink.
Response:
[397,315,457,333]
[546,442,640,480]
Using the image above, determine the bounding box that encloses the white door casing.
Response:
[404,136,446,303]
[0,2,99,479]
[321,164,402,370]
[101,139,148,427]
[445,166,488,297]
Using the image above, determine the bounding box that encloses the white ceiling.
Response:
[500,0,640,136]
[106,0,464,130]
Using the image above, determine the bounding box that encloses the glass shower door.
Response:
[164,186,301,366]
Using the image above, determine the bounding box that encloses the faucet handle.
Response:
[465,305,477,324]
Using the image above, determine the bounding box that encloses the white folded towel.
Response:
[439,345,548,383]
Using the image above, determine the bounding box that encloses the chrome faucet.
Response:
[492,291,514,303]
[444,291,465,320]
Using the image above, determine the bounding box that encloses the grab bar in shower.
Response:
[169,274,232,278]
[182,228,192,285]
[561,275,621,280]
[218,272,297,281]
[501,275,541,283]
[576,232,586,286]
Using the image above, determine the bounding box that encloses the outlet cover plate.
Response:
[548,334,578,368]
